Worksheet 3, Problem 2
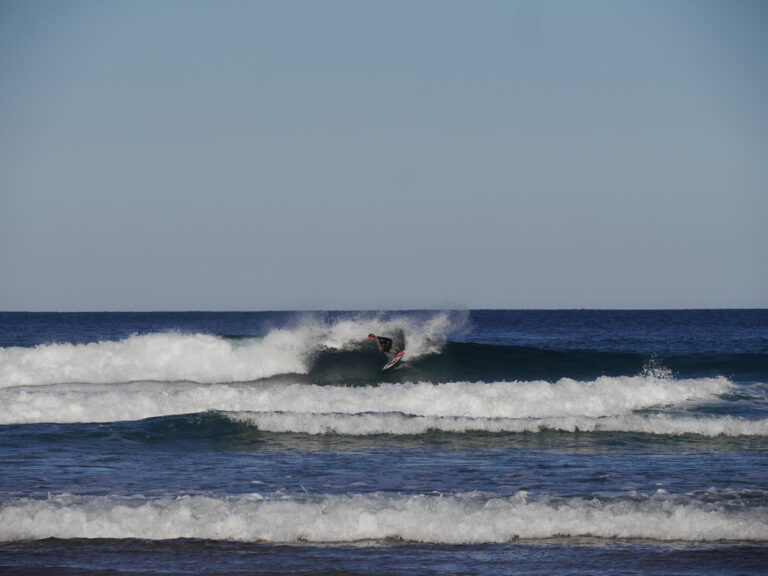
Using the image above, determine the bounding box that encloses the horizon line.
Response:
[2,307,766,314]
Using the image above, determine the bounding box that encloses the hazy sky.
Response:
[1,0,766,311]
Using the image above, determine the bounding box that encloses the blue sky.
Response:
[1,0,766,310]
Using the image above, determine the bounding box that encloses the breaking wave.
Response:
[2,491,766,543]
[0,313,458,388]
[228,411,768,437]
[2,310,765,390]
[0,375,738,430]
[2,310,761,437]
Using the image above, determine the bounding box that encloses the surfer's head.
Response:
[368,334,375,340]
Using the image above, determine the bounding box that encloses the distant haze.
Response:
[1,0,766,311]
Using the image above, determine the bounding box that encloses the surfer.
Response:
[369,333,405,371]
[368,333,395,360]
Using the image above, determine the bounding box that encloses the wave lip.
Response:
[0,376,732,425]
[228,411,768,437]
[2,491,766,544]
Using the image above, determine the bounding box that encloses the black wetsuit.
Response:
[376,336,393,354]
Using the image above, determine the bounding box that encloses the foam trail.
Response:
[229,411,768,437]
[2,492,766,543]
[0,312,461,388]
[0,376,731,425]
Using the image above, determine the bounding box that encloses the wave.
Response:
[227,411,768,437]
[0,313,459,388]
[0,375,735,427]
[2,311,765,390]
[2,491,766,543]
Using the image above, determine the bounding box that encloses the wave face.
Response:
[2,491,766,543]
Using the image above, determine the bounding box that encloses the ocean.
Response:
[0,309,766,575]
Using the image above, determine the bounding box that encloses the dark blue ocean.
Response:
[1,310,766,575]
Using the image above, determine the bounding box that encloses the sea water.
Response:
[0,310,766,575]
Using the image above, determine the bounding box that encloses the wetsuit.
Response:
[375,336,393,354]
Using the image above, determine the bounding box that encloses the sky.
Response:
[1,0,766,311]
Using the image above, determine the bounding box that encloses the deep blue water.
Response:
[0,310,766,575]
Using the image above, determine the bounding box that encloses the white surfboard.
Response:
[382,350,405,371]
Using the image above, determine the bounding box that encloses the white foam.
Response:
[1,491,765,543]
[0,376,731,425]
[0,312,461,389]
[0,332,308,387]
[308,311,462,359]
[229,411,768,437]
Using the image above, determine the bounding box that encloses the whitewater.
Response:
[1,375,758,439]
[3,491,766,543]
[0,313,757,440]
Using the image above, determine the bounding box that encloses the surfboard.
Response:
[382,350,405,371]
